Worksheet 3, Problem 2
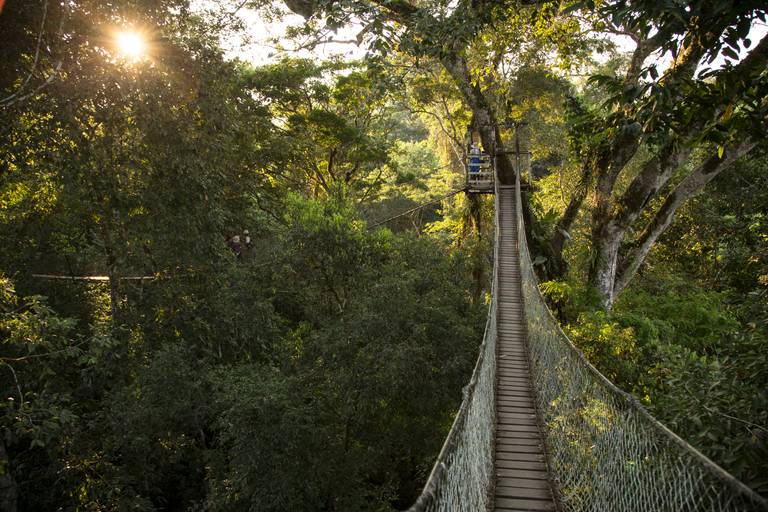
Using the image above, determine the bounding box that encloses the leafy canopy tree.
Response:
[263,0,767,310]
[243,58,396,201]
[552,0,768,310]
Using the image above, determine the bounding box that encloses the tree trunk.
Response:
[440,52,565,280]
[613,141,756,297]
[439,54,515,184]
[589,221,623,310]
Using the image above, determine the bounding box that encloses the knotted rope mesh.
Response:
[514,168,768,512]
[406,181,499,512]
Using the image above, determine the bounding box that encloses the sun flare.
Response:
[115,31,145,60]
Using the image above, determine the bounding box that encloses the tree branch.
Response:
[614,140,757,296]
[611,137,689,230]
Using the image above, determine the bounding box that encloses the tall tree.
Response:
[555,0,768,309]
[267,0,767,310]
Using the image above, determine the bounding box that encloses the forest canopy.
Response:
[1,0,767,510]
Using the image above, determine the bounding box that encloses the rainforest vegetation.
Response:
[0,0,766,510]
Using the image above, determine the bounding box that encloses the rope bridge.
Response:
[407,169,768,511]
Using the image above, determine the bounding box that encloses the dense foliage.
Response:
[0,1,486,510]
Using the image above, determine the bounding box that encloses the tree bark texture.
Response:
[590,141,755,310]
[613,141,756,296]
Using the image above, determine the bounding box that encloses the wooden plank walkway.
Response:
[494,185,556,512]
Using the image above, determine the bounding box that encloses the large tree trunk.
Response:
[439,54,515,184]
[589,221,623,309]
[613,141,756,297]
[589,141,755,310]
[588,138,683,308]
[441,52,565,279]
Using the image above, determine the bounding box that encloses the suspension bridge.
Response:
[406,165,768,511]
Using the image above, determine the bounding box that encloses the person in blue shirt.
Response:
[469,143,482,176]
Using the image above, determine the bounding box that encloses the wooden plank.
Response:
[497,391,534,399]
[498,369,530,376]
[495,485,552,500]
[496,393,536,405]
[497,374,529,381]
[497,356,527,363]
[497,383,532,391]
[496,430,541,441]
[497,365,528,372]
[498,374,531,381]
[497,376,529,382]
[497,413,537,424]
[497,354,527,360]
[496,404,536,412]
[494,497,555,511]
[497,373,529,379]
[497,377,532,392]
[496,364,530,376]
[497,406,536,415]
[497,441,543,452]
[497,400,535,408]
[497,369,528,376]
[496,439,544,456]
[497,398,535,407]
[497,361,528,368]
[497,391,534,400]
[497,364,529,371]
[497,396,535,405]
[497,397,534,405]
[497,354,527,361]
[496,451,545,463]
[496,348,526,354]
[497,384,531,392]
[498,410,537,419]
[497,419,538,428]
[494,478,550,491]
[496,356,528,365]
[495,467,549,480]
[498,364,529,371]
[497,395,534,403]
[497,356,527,362]
[497,371,529,378]
[495,459,547,471]
[496,423,539,433]
[498,406,536,415]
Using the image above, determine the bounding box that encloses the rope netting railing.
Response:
[407,181,499,512]
[514,169,768,512]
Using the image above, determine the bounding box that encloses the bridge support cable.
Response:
[406,184,499,512]
[367,188,466,230]
[514,170,768,512]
